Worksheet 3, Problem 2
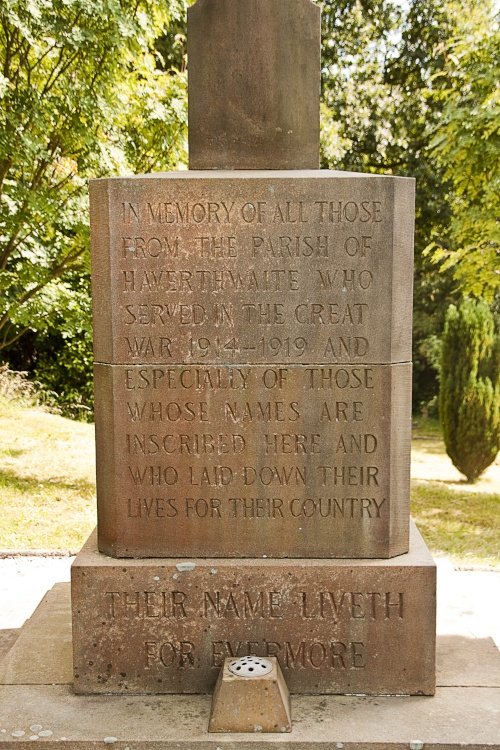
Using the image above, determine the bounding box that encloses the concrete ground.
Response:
[0,553,499,648]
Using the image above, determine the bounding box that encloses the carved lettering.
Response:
[124,368,249,391]
[185,497,222,518]
[128,467,179,486]
[203,591,283,619]
[243,465,307,486]
[334,433,378,454]
[211,640,366,670]
[289,496,385,518]
[263,433,321,454]
[145,201,236,225]
[124,303,206,326]
[122,236,181,258]
[127,497,178,516]
[189,466,233,486]
[316,269,373,291]
[300,591,403,622]
[241,303,285,325]
[196,236,237,258]
[306,368,374,390]
[318,466,380,487]
[145,640,195,668]
[126,401,209,422]
[224,401,300,423]
[319,401,364,422]
[106,590,188,618]
[122,269,193,293]
[315,200,383,223]
[195,268,300,292]
[295,302,368,325]
[126,433,245,455]
[322,336,369,358]
[125,337,172,359]
[252,235,329,257]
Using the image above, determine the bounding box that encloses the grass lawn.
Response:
[0,400,96,551]
[411,420,500,567]
[0,400,498,565]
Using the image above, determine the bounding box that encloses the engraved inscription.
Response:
[104,588,405,622]
[98,179,411,366]
[210,640,366,670]
[91,175,413,557]
[95,361,411,557]
[101,585,405,674]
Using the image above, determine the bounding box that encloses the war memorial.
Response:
[1,1,499,746]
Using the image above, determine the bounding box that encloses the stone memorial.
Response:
[71,0,436,697]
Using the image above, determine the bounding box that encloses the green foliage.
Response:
[427,1,500,301]
[0,0,188,352]
[34,332,94,420]
[320,0,460,413]
[440,298,500,481]
[0,0,497,419]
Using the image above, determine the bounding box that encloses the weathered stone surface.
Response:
[3,685,500,749]
[95,362,411,559]
[187,0,321,170]
[0,629,18,664]
[3,582,497,690]
[89,170,414,559]
[208,657,291,733]
[89,171,414,367]
[71,522,436,696]
[0,585,72,685]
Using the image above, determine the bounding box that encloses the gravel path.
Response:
[0,554,499,648]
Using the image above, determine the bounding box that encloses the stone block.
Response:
[0,585,72,686]
[71,521,436,696]
[187,0,321,169]
[208,657,291,733]
[89,171,414,367]
[94,361,411,558]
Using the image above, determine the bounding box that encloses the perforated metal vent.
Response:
[228,656,273,678]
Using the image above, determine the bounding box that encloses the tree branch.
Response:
[0,324,31,351]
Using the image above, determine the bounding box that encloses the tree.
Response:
[428,0,500,301]
[320,0,459,412]
[440,298,500,481]
[0,0,188,353]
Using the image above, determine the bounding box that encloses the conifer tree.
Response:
[440,298,500,481]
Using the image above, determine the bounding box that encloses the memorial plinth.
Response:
[72,522,435,695]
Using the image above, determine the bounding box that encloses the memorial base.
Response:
[1,583,500,749]
[70,521,436,696]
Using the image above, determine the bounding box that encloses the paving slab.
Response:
[0,684,499,749]
[0,628,18,663]
[0,584,72,685]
